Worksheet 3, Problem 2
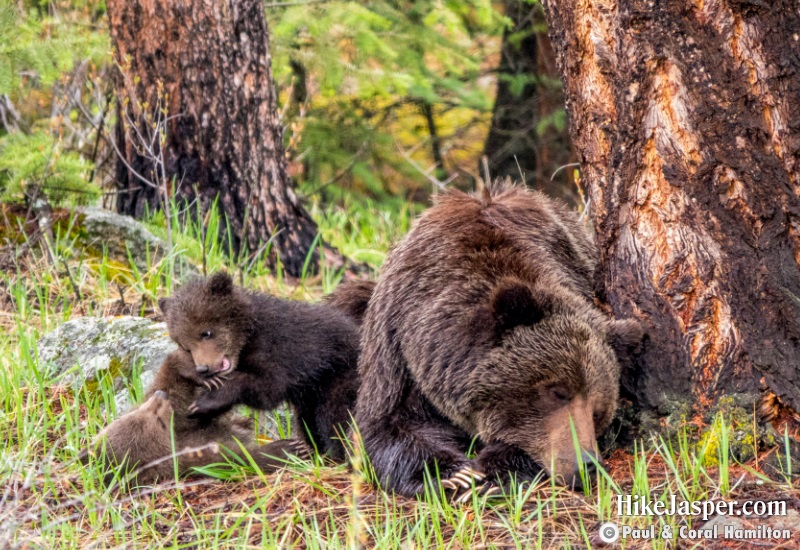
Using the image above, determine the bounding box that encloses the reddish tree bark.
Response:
[541,0,800,430]
[107,0,321,277]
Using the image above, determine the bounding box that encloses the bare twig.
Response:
[513,155,526,185]
[309,141,368,196]
[481,155,491,185]
[245,229,283,274]
[550,162,580,181]
[395,138,456,191]
[578,198,592,223]
[87,87,113,184]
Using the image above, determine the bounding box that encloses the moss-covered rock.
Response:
[77,207,167,270]
[37,316,177,410]
[54,206,198,278]
[611,390,783,467]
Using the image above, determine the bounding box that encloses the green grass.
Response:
[0,197,797,548]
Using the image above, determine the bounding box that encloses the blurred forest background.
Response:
[0,0,578,222]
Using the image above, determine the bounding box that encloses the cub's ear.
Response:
[158,297,171,315]
[490,281,552,336]
[208,272,234,295]
[607,318,646,364]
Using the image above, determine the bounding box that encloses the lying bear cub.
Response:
[159,273,362,461]
[356,181,644,498]
[90,349,309,485]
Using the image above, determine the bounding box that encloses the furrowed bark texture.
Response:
[541,0,800,423]
[107,0,320,277]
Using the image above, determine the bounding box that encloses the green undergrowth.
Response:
[0,197,797,548]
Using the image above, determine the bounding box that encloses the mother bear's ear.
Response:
[607,318,646,365]
[489,280,553,337]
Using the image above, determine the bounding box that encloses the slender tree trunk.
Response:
[288,58,311,181]
[106,0,321,277]
[541,0,800,431]
[420,101,446,182]
[483,1,577,206]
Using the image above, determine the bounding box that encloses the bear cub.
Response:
[158,273,361,461]
[90,349,308,485]
[356,182,644,498]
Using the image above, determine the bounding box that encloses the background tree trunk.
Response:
[483,1,578,206]
[106,0,321,277]
[541,0,800,432]
[421,101,446,182]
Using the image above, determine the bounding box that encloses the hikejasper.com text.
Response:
[617,494,788,521]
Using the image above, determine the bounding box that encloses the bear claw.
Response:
[202,374,229,391]
[441,466,485,492]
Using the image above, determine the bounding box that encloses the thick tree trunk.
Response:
[106,0,320,277]
[483,1,577,206]
[541,0,800,430]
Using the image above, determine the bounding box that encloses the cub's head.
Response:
[159,272,252,379]
[471,280,644,490]
[91,391,174,484]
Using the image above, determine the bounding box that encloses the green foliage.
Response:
[269,0,504,196]
[0,1,106,205]
[0,0,107,97]
[0,127,99,205]
[271,1,499,103]
[536,107,566,135]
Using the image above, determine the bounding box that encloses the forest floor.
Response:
[1,199,799,549]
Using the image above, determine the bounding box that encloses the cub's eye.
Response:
[593,410,605,424]
[548,385,571,403]
[201,330,213,339]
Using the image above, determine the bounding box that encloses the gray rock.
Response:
[37,316,177,411]
[66,207,198,278]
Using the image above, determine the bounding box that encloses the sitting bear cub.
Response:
[158,273,361,461]
[356,182,643,497]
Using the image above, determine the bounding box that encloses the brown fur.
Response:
[91,350,307,485]
[323,279,375,325]
[158,273,361,460]
[356,182,643,496]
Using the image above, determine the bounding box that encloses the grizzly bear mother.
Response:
[356,182,642,497]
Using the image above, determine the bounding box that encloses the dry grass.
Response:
[5,431,800,548]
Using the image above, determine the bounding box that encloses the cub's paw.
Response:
[183,442,221,461]
[186,402,205,417]
[200,373,229,391]
[187,393,226,418]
